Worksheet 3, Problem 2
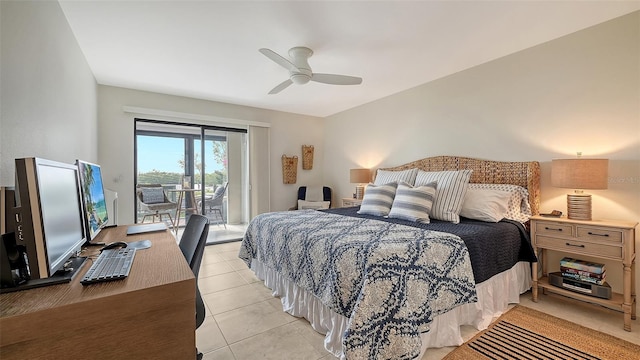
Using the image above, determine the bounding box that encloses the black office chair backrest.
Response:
[179,214,209,278]
[178,214,209,332]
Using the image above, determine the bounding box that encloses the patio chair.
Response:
[136,184,176,225]
[200,182,227,229]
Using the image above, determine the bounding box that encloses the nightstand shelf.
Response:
[536,276,625,309]
[342,198,362,207]
[530,215,637,332]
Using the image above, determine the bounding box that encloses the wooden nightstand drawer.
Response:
[576,226,622,243]
[536,235,622,259]
[535,222,573,236]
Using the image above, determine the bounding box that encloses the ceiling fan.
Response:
[259,47,363,94]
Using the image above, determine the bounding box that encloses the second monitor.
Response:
[76,160,110,244]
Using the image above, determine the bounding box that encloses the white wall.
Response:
[0,0,97,185]
[97,86,324,224]
[324,12,640,294]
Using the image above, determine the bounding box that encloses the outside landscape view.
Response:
[137,135,228,222]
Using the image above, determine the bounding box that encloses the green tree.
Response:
[138,170,182,185]
[212,141,227,169]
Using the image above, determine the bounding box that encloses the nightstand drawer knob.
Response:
[545,227,563,232]
[565,242,585,248]
[588,232,609,237]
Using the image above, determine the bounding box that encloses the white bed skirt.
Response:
[251,259,532,359]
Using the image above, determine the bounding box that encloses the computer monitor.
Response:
[76,160,109,243]
[14,157,86,280]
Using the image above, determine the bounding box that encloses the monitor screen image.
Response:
[77,160,109,242]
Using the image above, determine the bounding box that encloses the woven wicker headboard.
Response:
[379,156,540,215]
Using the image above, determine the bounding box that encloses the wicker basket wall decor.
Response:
[302,145,314,170]
[282,155,298,184]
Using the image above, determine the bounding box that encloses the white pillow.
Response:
[374,168,418,186]
[298,200,330,210]
[460,189,511,222]
[467,184,532,223]
[388,181,437,223]
[414,169,472,224]
[358,182,398,216]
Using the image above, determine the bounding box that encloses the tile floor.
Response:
[197,241,639,360]
[205,224,248,245]
[174,223,248,245]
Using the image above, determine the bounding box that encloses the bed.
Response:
[239,156,540,359]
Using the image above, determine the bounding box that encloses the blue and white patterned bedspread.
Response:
[238,210,477,359]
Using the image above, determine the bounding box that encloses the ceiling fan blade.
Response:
[259,48,299,73]
[268,79,293,94]
[311,73,362,85]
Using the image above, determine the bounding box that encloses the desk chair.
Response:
[178,214,210,360]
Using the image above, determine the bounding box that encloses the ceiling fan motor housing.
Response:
[290,73,311,85]
[289,47,313,84]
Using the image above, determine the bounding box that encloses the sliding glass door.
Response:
[195,129,249,227]
[134,120,249,235]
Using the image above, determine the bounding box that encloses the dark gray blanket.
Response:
[324,206,537,284]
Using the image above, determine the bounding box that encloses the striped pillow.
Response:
[388,181,437,223]
[357,182,398,216]
[415,169,472,223]
[374,168,418,186]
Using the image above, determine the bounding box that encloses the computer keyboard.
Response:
[81,248,136,285]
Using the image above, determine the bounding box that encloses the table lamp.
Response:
[551,155,608,221]
[350,168,370,200]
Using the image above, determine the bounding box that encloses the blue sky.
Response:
[137,136,223,173]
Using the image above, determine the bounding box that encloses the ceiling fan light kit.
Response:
[259,46,362,94]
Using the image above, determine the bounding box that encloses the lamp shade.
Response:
[551,159,608,190]
[350,168,370,183]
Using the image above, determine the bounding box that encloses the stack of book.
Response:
[560,257,606,285]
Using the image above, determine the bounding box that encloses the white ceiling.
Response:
[58,1,639,118]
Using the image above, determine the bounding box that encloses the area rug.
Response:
[443,305,640,360]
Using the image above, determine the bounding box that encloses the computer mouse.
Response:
[101,241,128,251]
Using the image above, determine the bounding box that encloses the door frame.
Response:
[134,118,248,224]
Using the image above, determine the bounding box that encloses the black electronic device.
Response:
[1,186,17,235]
[548,272,611,299]
[0,232,30,288]
[101,241,128,251]
[13,157,87,281]
[540,210,562,217]
[76,160,110,244]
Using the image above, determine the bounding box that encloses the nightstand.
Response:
[342,198,362,207]
[530,215,637,331]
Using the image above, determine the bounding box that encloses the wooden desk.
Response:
[0,226,195,359]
